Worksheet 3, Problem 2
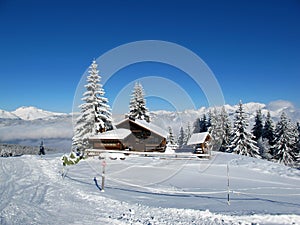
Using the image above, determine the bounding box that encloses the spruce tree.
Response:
[167,126,176,145]
[72,60,112,151]
[200,114,209,132]
[193,118,201,133]
[262,111,275,145]
[207,110,212,128]
[209,108,223,151]
[193,114,210,133]
[220,106,232,151]
[252,109,263,141]
[128,82,150,122]
[184,122,192,145]
[229,101,260,158]
[296,122,300,167]
[273,112,298,166]
[178,127,185,148]
[297,122,300,150]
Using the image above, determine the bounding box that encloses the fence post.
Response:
[101,160,106,192]
[227,163,230,205]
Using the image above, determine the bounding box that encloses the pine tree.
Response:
[200,114,209,132]
[220,106,232,151]
[178,127,185,148]
[209,107,232,152]
[184,122,192,145]
[296,122,300,152]
[193,118,201,133]
[167,126,176,145]
[262,111,275,145]
[296,122,300,167]
[207,109,212,128]
[128,82,150,122]
[193,114,210,133]
[272,112,298,166]
[72,60,112,151]
[252,109,263,141]
[209,108,223,151]
[297,122,300,150]
[229,101,260,158]
[257,138,273,160]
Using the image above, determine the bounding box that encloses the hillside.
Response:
[0,151,299,224]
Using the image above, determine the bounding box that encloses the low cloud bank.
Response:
[0,118,73,141]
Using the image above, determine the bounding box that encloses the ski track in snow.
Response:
[0,153,300,225]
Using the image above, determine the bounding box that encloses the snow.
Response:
[1,152,299,224]
[134,119,169,137]
[12,106,66,120]
[116,118,169,138]
[0,109,20,119]
[187,132,210,145]
[89,128,131,140]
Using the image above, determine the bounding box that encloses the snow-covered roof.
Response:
[89,128,131,140]
[187,132,210,146]
[116,118,168,138]
[135,119,168,138]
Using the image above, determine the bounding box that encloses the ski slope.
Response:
[0,152,300,224]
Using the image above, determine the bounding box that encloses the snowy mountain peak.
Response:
[0,109,20,119]
[12,106,66,120]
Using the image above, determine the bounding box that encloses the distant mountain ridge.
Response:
[0,109,20,119]
[1,100,299,123]
[148,101,300,136]
[1,106,67,121]
[0,100,299,151]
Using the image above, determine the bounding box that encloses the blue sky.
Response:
[0,0,299,113]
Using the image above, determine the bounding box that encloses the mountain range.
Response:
[0,106,67,120]
[0,100,299,151]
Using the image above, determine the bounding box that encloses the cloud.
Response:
[267,100,295,111]
[0,118,73,141]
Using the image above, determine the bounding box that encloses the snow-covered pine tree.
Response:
[72,60,112,151]
[167,126,176,145]
[296,122,300,167]
[184,122,192,145]
[220,106,232,152]
[200,114,209,132]
[257,138,273,160]
[207,109,212,128]
[262,111,275,146]
[209,108,223,151]
[128,82,150,122]
[297,122,300,150]
[193,114,209,133]
[229,101,261,158]
[193,118,201,133]
[272,112,298,166]
[178,127,185,148]
[252,109,263,141]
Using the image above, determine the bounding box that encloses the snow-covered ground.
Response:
[1,152,299,224]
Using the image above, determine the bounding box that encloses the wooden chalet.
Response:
[187,132,211,154]
[116,118,168,152]
[88,118,168,152]
[89,128,131,150]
